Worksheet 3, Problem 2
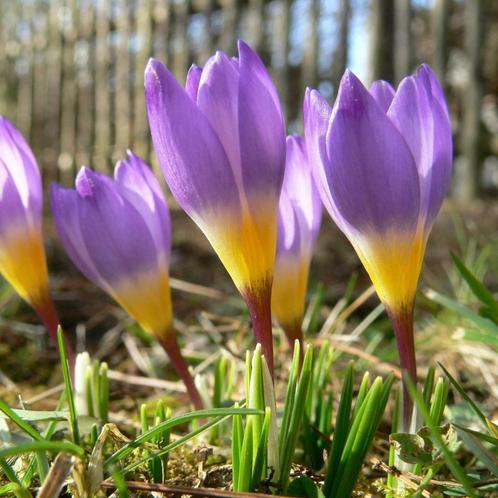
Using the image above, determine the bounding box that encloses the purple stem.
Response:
[387,305,417,432]
[35,295,75,373]
[244,282,275,378]
[159,333,204,410]
[283,322,304,349]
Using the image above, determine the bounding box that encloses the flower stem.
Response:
[158,333,204,410]
[282,322,303,349]
[244,282,274,377]
[387,305,417,432]
[34,294,75,372]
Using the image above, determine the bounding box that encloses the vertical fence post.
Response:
[458,0,484,201]
[133,0,153,161]
[59,0,78,183]
[331,0,350,97]
[394,0,411,83]
[75,0,96,169]
[368,0,395,83]
[94,0,111,172]
[431,0,449,83]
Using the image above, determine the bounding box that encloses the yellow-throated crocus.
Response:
[305,65,452,428]
[271,135,322,346]
[0,117,68,356]
[50,151,203,408]
[145,41,286,374]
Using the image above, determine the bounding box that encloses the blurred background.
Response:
[0,0,497,200]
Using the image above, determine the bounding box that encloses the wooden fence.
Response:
[0,0,495,198]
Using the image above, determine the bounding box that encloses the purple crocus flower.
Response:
[50,151,203,408]
[271,135,322,346]
[145,41,286,374]
[0,117,62,349]
[305,65,452,428]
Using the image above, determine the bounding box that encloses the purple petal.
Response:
[185,64,202,101]
[0,117,42,226]
[237,40,286,204]
[323,70,420,235]
[237,40,281,115]
[388,65,452,230]
[145,58,240,221]
[0,160,30,235]
[65,167,159,286]
[280,135,322,251]
[197,51,242,182]
[114,150,172,262]
[303,88,334,216]
[276,185,301,254]
[422,64,450,121]
[50,183,105,285]
[274,136,322,329]
[369,80,395,113]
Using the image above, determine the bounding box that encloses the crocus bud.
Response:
[272,135,322,345]
[0,116,62,348]
[305,65,452,428]
[50,151,203,408]
[145,41,286,374]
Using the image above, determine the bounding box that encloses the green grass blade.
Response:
[279,341,301,463]
[21,395,66,487]
[387,385,402,498]
[231,404,243,490]
[423,367,436,406]
[279,344,313,492]
[105,407,262,467]
[331,376,392,498]
[429,378,449,426]
[0,409,67,423]
[262,354,280,477]
[57,327,80,445]
[251,407,271,490]
[248,346,265,461]
[0,457,26,495]
[352,372,370,419]
[237,417,254,492]
[453,423,498,447]
[0,400,44,441]
[451,252,498,314]
[99,362,109,421]
[323,362,354,496]
[111,467,130,498]
[0,483,31,498]
[123,413,233,475]
[427,290,498,335]
[0,441,84,459]
[405,375,479,498]
[438,363,488,429]
[455,427,498,476]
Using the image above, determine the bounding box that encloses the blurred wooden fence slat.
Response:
[94,0,111,172]
[133,0,153,161]
[75,0,95,169]
[394,0,412,83]
[458,0,485,201]
[59,0,78,183]
[114,0,132,161]
[432,0,449,84]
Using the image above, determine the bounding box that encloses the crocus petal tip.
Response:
[144,58,167,86]
[75,167,96,198]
